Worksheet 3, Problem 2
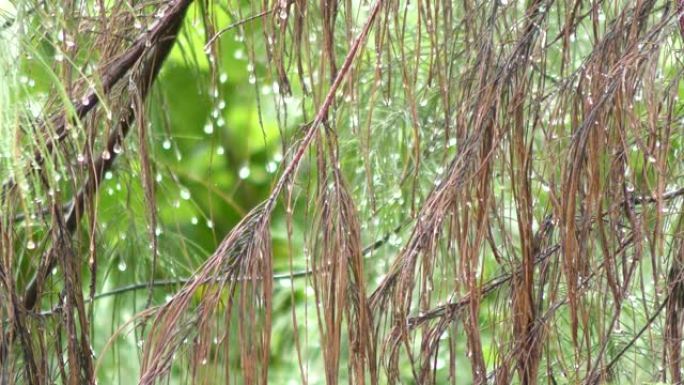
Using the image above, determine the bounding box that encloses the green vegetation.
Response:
[2,1,684,384]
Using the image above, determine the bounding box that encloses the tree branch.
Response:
[21,0,194,313]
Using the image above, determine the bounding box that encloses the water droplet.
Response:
[216,146,225,155]
[206,220,214,229]
[248,74,256,84]
[219,73,228,84]
[266,161,277,173]
[118,260,127,271]
[180,188,191,200]
[102,150,111,160]
[105,171,113,180]
[279,9,288,19]
[238,165,250,179]
[55,52,64,62]
[27,240,36,250]
[389,233,401,246]
[113,143,123,154]
[203,122,214,134]
[305,286,315,297]
[162,139,171,150]
[81,94,90,106]
[77,153,86,163]
[218,100,226,110]
[191,217,198,225]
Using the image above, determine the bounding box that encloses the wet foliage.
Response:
[2,0,684,384]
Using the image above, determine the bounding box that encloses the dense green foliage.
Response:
[3,1,684,385]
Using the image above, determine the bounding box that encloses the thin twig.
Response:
[63,222,407,303]
[203,10,271,50]
[21,0,194,313]
[598,296,669,380]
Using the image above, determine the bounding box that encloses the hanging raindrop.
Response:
[203,122,214,134]
[238,165,250,179]
[180,188,191,200]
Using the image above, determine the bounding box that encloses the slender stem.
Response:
[203,10,271,49]
[60,222,407,303]
[21,0,194,312]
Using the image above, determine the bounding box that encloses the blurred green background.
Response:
[2,1,682,384]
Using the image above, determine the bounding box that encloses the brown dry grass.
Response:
[3,0,684,384]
